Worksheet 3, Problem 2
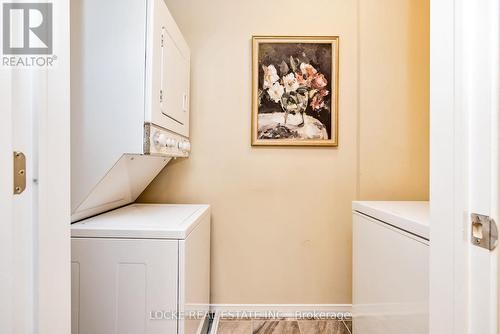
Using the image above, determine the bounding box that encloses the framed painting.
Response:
[251,36,339,146]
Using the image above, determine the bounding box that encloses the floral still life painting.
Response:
[252,36,339,146]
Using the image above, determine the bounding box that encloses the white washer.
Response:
[71,204,210,334]
[352,201,429,334]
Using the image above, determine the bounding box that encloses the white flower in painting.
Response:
[267,82,284,103]
[300,63,317,77]
[283,73,299,93]
[262,65,280,89]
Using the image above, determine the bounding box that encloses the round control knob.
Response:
[154,133,168,147]
[169,139,178,148]
[178,141,191,152]
[183,141,191,152]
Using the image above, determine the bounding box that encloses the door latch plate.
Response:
[13,151,26,195]
[471,213,498,251]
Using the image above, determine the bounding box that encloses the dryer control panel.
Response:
[144,123,190,157]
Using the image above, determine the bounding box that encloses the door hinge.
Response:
[159,89,164,103]
[471,213,498,251]
[13,151,26,195]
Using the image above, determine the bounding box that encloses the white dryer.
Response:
[71,0,191,222]
[352,201,429,334]
[71,204,210,334]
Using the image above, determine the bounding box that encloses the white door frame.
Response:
[36,1,71,333]
[0,66,14,334]
[0,1,71,333]
[429,1,468,332]
[430,0,499,333]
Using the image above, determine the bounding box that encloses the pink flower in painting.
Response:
[311,73,328,89]
[310,89,329,110]
[300,63,317,77]
[295,72,309,87]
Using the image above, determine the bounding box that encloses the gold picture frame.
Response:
[251,36,339,147]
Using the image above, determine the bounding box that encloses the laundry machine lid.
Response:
[71,203,210,240]
[352,201,429,240]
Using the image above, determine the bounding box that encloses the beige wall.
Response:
[139,0,429,304]
[358,0,429,200]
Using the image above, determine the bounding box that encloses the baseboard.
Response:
[209,304,352,319]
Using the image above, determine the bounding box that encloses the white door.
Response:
[465,0,499,333]
[0,1,71,333]
[430,0,499,334]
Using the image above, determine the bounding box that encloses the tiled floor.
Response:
[216,319,352,334]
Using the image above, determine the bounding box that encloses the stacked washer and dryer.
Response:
[70,1,210,334]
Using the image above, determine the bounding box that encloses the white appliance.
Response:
[71,0,191,221]
[352,201,429,334]
[71,204,210,334]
